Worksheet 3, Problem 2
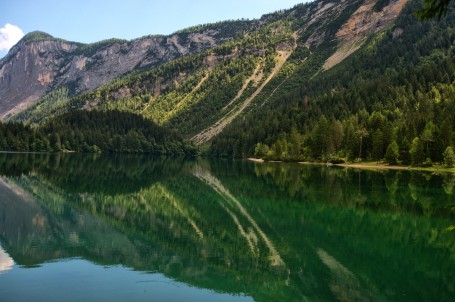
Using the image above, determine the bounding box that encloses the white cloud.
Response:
[0,23,24,52]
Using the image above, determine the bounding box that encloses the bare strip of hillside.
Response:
[323,0,408,70]
[192,34,297,145]
[192,165,285,267]
[222,63,262,111]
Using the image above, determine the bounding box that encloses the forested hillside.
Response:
[3,0,455,165]
[211,0,455,165]
[10,15,297,139]
[9,0,371,136]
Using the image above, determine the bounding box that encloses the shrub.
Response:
[328,155,345,164]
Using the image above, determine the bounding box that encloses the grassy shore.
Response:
[332,162,455,173]
[247,158,455,173]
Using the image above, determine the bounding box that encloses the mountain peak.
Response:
[21,31,64,43]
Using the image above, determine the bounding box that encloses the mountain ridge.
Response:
[5,0,379,129]
[0,17,261,120]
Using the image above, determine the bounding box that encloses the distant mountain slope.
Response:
[11,17,298,137]
[8,0,406,136]
[0,20,258,120]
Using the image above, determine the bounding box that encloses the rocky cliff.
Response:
[0,22,254,120]
[0,38,77,119]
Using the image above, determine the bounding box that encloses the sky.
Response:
[0,0,308,58]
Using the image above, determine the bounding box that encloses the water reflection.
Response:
[0,244,14,273]
[317,248,371,302]
[0,154,454,301]
[192,165,285,268]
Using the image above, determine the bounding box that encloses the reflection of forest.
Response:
[247,161,455,219]
[0,154,454,301]
[0,152,186,194]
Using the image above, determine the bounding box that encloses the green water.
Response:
[0,153,454,302]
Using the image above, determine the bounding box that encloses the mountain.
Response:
[1,0,405,123]
[0,21,256,120]
[210,0,455,163]
[1,0,455,164]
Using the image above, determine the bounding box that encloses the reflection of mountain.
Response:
[0,177,143,267]
[0,244,14,273]
[0,155,454,301]
[192,165,285,268]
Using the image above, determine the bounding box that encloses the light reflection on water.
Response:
[0,244,14,274]
[0,258,253,302]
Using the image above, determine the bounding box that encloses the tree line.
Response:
[1,110,197,155]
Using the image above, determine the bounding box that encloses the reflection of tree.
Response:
[443,174,455,195]
[0,153,53,176]
[384,171,400,195]
[251,162,455,219]
[0,153,186,194]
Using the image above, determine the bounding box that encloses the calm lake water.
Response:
[0,153,454,302]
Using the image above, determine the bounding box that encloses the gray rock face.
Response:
[0,30,226,120]
[0,40,77,119]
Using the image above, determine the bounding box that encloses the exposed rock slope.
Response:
[0,39,78,119]
[323,0,408,69]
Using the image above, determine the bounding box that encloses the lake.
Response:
[0,153,454,301]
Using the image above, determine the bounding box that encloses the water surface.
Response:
[0,153,454,301]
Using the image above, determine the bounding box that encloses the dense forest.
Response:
[210,1,455,166]
[1,110,196,155]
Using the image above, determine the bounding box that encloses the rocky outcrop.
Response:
[0,28,238,120]
[0,39,78,119]
[323,0,408,70]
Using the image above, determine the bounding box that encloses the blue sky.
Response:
[1,0,308,58]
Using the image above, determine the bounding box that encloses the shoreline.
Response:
[247,158,455,173]
[247,157,264,163]
[331,163,410,171]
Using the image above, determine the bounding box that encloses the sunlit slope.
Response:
[10,0,412,144]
